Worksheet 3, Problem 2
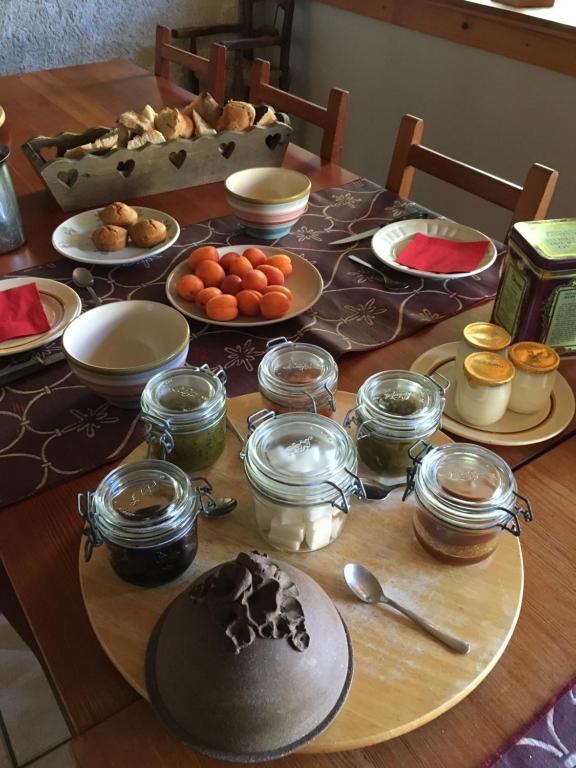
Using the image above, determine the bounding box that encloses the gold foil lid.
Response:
[509,342,560,374]
[462,322,511,351]
[464,352,515,387]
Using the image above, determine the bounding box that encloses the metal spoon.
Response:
[343,563,470,654]
[347,255,410,291]
[72,267,102,306]
[200,497,237,518]
[361,479,405,501]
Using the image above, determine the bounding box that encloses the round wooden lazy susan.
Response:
[78,391,523,753]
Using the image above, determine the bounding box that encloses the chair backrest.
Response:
[154,25,226,105]
[386,114,558,228]
[249,58,349,164]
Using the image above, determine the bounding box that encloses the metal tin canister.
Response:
[492,219,576,355]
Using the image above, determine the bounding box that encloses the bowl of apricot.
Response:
[165,244,323,327]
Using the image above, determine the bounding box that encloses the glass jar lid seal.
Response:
[258,339,338,398]
[462,322,511,351]
[463,352,515,386]
[141,365,226,430]
[244,412,357,503]
[509,341,560,374]
[357,370,446,435]
[93,460,198,547]
[414,444,516,528]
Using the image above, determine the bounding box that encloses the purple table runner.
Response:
[0,179,504,507]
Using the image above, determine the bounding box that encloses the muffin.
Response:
[91,225,128,252]
[99,202,139,228]
[130,219,167,248]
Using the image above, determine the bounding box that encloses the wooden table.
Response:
[1,60,575,768]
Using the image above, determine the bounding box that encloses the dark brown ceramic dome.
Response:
[146,551,353,762]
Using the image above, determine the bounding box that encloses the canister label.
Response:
[493,259,529,337]
[543,281,576,350]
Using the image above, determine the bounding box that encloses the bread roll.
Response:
[155,108,193,140]
[216,101,256,132]
[99,202,138,228]
[91,225,128,252]
[255,104,277,127]
[64,129,119,159]
[182,92,222,127]
[190,109,216,137]
[127,129,166,150]
[130,219,167,248]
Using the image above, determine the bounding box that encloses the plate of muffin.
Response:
[51,202,180,265]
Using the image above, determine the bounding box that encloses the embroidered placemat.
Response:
[0,179,504,507]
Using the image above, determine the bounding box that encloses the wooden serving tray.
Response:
[22,122,291,211]
[78,391,523,753]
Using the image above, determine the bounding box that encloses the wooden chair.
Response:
[249,58,349,165]
[172,0,295,100]
[386,114,558,229]
[154,25,226,106]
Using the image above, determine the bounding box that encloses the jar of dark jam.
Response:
[404,443,532,565]
[258,337,338,416]
[77,460,212,586]
[344,370,448,482]
[141,365,227,473]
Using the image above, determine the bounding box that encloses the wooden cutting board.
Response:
[78,391,523,752]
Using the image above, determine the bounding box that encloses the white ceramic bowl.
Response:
[63,301,190,408]
[225,167,310,239]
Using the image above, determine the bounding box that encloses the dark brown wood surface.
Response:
[0,60,575,765]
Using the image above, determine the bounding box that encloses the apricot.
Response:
[237,289,262,317]
[242,269,268,293]
[220,274,243,295]
[177,274,204,301]
[187,245,219,271]
[206,294,239,321]
[195,259,226,287]
[261,285,293,300]
[257,264,284,286]
[219,251,241,272]
[259,291,291,319]
[266,254,293,277]
[196,286,222,307]
[228,255,253,277]
[243,247,267,268]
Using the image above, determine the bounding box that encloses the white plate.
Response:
[0,277,82,356]
[52,206,180,266]
[411,341,575,446]
[371,218,498,279]
[165,245,323,327]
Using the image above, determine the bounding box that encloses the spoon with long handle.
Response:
[72,267,102,306]
[344,562,470,654]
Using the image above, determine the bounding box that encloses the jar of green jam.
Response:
[141,365,227,473]
[258,337,338,416]
[344,370,448,482]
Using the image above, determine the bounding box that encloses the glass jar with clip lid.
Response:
[404,442,532,565]
[257,337,338,416]
[344,370,449,482]
[141,365,227,473]
[243,409,365,552]
[77,460,215,586]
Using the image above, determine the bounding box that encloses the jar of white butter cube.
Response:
[244,410,365,552]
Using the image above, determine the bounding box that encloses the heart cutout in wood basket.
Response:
[265,133,282,151]
[57,169,79,189]
[117,160,135,178]
[218,141,236,159]
[169,150,186,170]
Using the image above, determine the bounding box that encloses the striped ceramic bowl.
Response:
[225,167,311,239]
[63,301,190,408]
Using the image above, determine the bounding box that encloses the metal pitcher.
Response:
[0,145,25,253]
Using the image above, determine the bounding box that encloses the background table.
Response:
[0,60,575,768]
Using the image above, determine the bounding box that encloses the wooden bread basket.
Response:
[22,121,292,212]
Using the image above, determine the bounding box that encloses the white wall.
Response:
[290,1,576,239]
[0,0,236,76]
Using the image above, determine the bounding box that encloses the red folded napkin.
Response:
[395,233,490,273]
[0,282,51,342]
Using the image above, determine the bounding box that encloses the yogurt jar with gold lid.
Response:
[508,341,560,414]
[454,322,511,373]
[455,352,515,426]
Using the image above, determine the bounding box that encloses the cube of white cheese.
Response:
[277,507,306,526]
[305,516,332,550]
[304,504,333,523]
[255,502,276,533]
[330,515,345,541]
[269,517,305,548]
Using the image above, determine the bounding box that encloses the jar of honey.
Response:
[258,337,338,416]
[405,443,532,565]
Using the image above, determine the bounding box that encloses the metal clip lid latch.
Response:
[429,371,450,394]
[266,336,291,350]
[403,440,433,500]
[247,408,276,433]
[188,476,216,517]
[142,414,174,460]
[77,491,103,562]
[497,491,533,537]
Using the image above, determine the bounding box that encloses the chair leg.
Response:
[386,115,425,199]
